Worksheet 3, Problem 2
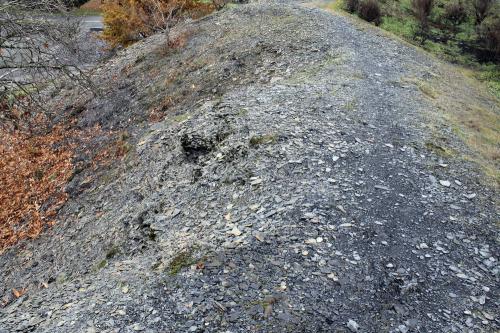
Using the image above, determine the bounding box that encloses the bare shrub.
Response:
[345,0,359,13]
[412,0,433,24]
[358,0,381,25]
[101,0,217,47]
[479,16,500,59]
[443,1,468,28]
[157,27,195,56]
[0,0,91,122]
[473,0,494,26]
[412,0,434,43]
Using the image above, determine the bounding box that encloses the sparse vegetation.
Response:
[249,134,277,146]
[417,72,499,182]
[95,259,108,270]
[343,99,358,111]
[106,246,121,259]
[168,250,197,275]
[173,113,191,122]
[93,132,133,166]
[425,141,453,156]
[416,80,438,98]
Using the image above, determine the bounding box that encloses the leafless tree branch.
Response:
[0,0,95,122]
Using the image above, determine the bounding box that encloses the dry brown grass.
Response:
[149,96,175,122]
[155,27,195,57]
[414,67,500,185]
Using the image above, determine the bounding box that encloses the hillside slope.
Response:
[1,2,499,332]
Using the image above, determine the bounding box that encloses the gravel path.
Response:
[1,2,498,332]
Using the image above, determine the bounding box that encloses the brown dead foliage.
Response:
[101,0,217,47]
[81,0,104,11]
[92,132,132,167]
[0,122,74,252]
[149,96,175,122]
[0,100,114,252]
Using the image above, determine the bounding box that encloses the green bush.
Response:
[380,16,417,39]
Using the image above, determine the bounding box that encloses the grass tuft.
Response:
[106,246,120,259]
[425,141,453,156]
[416,81,438,98]
[169,250,197,275]
[249,134,277,146]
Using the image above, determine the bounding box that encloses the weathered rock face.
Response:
[1,1,498,332]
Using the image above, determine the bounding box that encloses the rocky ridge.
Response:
[0,1,498,332]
